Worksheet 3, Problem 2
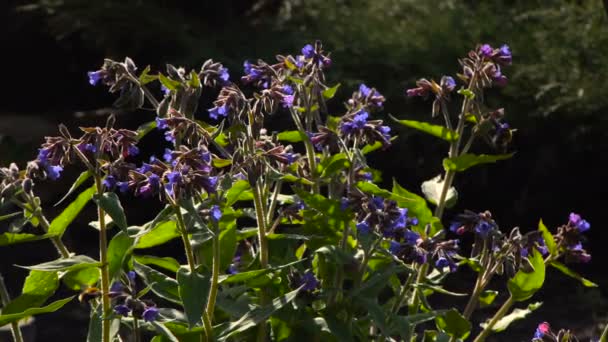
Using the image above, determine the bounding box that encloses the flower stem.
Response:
[94,175,111,342]
[472,295,515,342]
[133,317,141,342]
[290,108,319,194]
[205,223,220,320]
[173,204,197,271]
[0,273,24,342]
[252,182,269,342]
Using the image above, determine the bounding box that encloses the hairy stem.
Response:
[290,108,319,194]
[0,273,24,342]
[94,176,111,342]
[206,223,220,320]
[173,205,197,272]
[472,295,515,342]
[252,182,269,342]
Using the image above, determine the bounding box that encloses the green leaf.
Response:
[93,192,128,232]
[158,73,181,91]
[62,267,100,291]
[135,221,180,249]
[225,180,252,206]
[0,296,74,326]
[54,170,92,206]
[0,232,59,246]
[187,70,201,88]
[133,261,180,303]
[177,266,210,328]
[319,153,350,179]
[137,120,158,140]
[217,287,302,341]
[421,175,458,208]
[48,184,96,236]
[388,312,444,341]
[138,65,158,85]
[457,88,475,100]
[390,115,459,142]
[86,305,120,342]
[443,153,514,172]
[537,219,557,257]
[19,255,100,272]
[435,309,471,340]
[391,180,443,236]
[212,158,232,168]
[549,261,598,287]
[478,290,498,307]
[322,83,340,99]
[480,302,542,332]
[2,270,59,315]
[361,141,383,155]
[134,255,181,273]
[107,231,134,281]
[277,130,307,143]
[507,249,545,302]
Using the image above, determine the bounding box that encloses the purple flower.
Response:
[443,76,456,91]
[87,71,104,86]
[109,281,123,293]
[243,60,254,75]
[495,44,512,66]
[356,221,371,235]
[142,306,159,322]
[127,271,137,282]
[219,67,230,83]
[479,44,494,58]
[166,171,182,186]
[340,111,369,134]
[371,196,385,210]
[156,118,168,130]
[161,85,170,96]
[491,65,508,87]
[114,304,130,317]
[404,230,421,245]
[362,172,373,181]
[533,322,550,339]
[435,257,450,269]
[103,175,117,189]
[295,55,306,68]
[391,208,408,229]
[475,221,493,236]
[282,94,295,108]
[569,212,590,233]
[78,143,97,153]
[379,125,391,140]
[359,84,372,97]
[210,205,222,223]
[282,85,294,95]
[301,44,315,59]
[45,164,63,181]
[389,241,401,255]
[117,181,129,193]
[164,131,176,143]
[300,271,319,291]
[209,104,229,120]
[163,148,173,163]
[138,174,161,198]
[127,145,139,157]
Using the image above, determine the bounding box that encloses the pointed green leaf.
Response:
[225,180,252,206]
[217,287,302,341]
[0,296,74,326]
[549,261,598,287]
[107,231,134,281]
[158,74,181,91]
[93,192,128,232]
[392,180,443,236]
[54,170,92,206]
[135,221,180,249]
[62,267,100,291]
[538,219,557,257]
[0,232,59,246]
[134,255,180,273]
[443,153,514,172]
[322,83,340,99]
[435,309,471,340]
[390,115,459,142]
[133,261,180,304]
[48,184,96,236]
[277,130,307,143]
[480,302,542,332]
[479,290,498,307]
[137,120,158,140]
[507,249,545,301]
[177,266,210,329]
[19,255,100,272]
[138,65,158,85]
[2,270,59,315]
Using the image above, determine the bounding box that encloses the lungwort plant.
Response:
[0,42,601,341]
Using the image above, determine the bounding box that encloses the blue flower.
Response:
[495,44,512,66]
[282,94,295,108]
[142,306,159,322]
[127,145,139,157]
[391,208,408,229]
[210,205,222,223]
[569,212,590,233]
[219,67,230,83]
[475,221,493,236]
[243,60,253,75]
[164,131,176,143]
[300,271,319,291]
[479,44,494,58]
[109,281,123,293]
[87,71,104,86]
[295,55,306,68]
[78,143,97,153]
[356,221,371,235]
[359,84,372,97]
[301,44,315,58]
[404,230,421,245]
[161,85,171,96]
[209,104,229,120]
[156,118,168,130]
[103,175,117,189]
[166,171,182,186]
[163,149,173,163]
[45,164,63,181]
[282,85,294,95]
[389,241,401,255]
[117,181,129,193]
[114,304,130,317]
[379,125,391,140]
[127,271,137,282]
[435,257,450,269]
[443,76,456,91]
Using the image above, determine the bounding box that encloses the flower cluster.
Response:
[338,110,391,148]
[109,272,160,322]
[554,212,592,263]
[449,210,498,237]
[198,59,231,87]
[461,43,512,88]
[347,84,385,111]
[531,321,588,342]
[406,76,456,118]
[208,85,249,122]
[156,109,210,146]
[0,163,24,199]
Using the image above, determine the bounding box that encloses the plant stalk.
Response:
[252,182,269,342]
[206,223,220,320]
[472,295,515,342]
[0,273,24,342]
[94,176,111,342]
[173,205,197,271]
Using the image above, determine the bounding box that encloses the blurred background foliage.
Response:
[1,0,608,339]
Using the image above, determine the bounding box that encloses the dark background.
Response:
[0,0,607,341]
